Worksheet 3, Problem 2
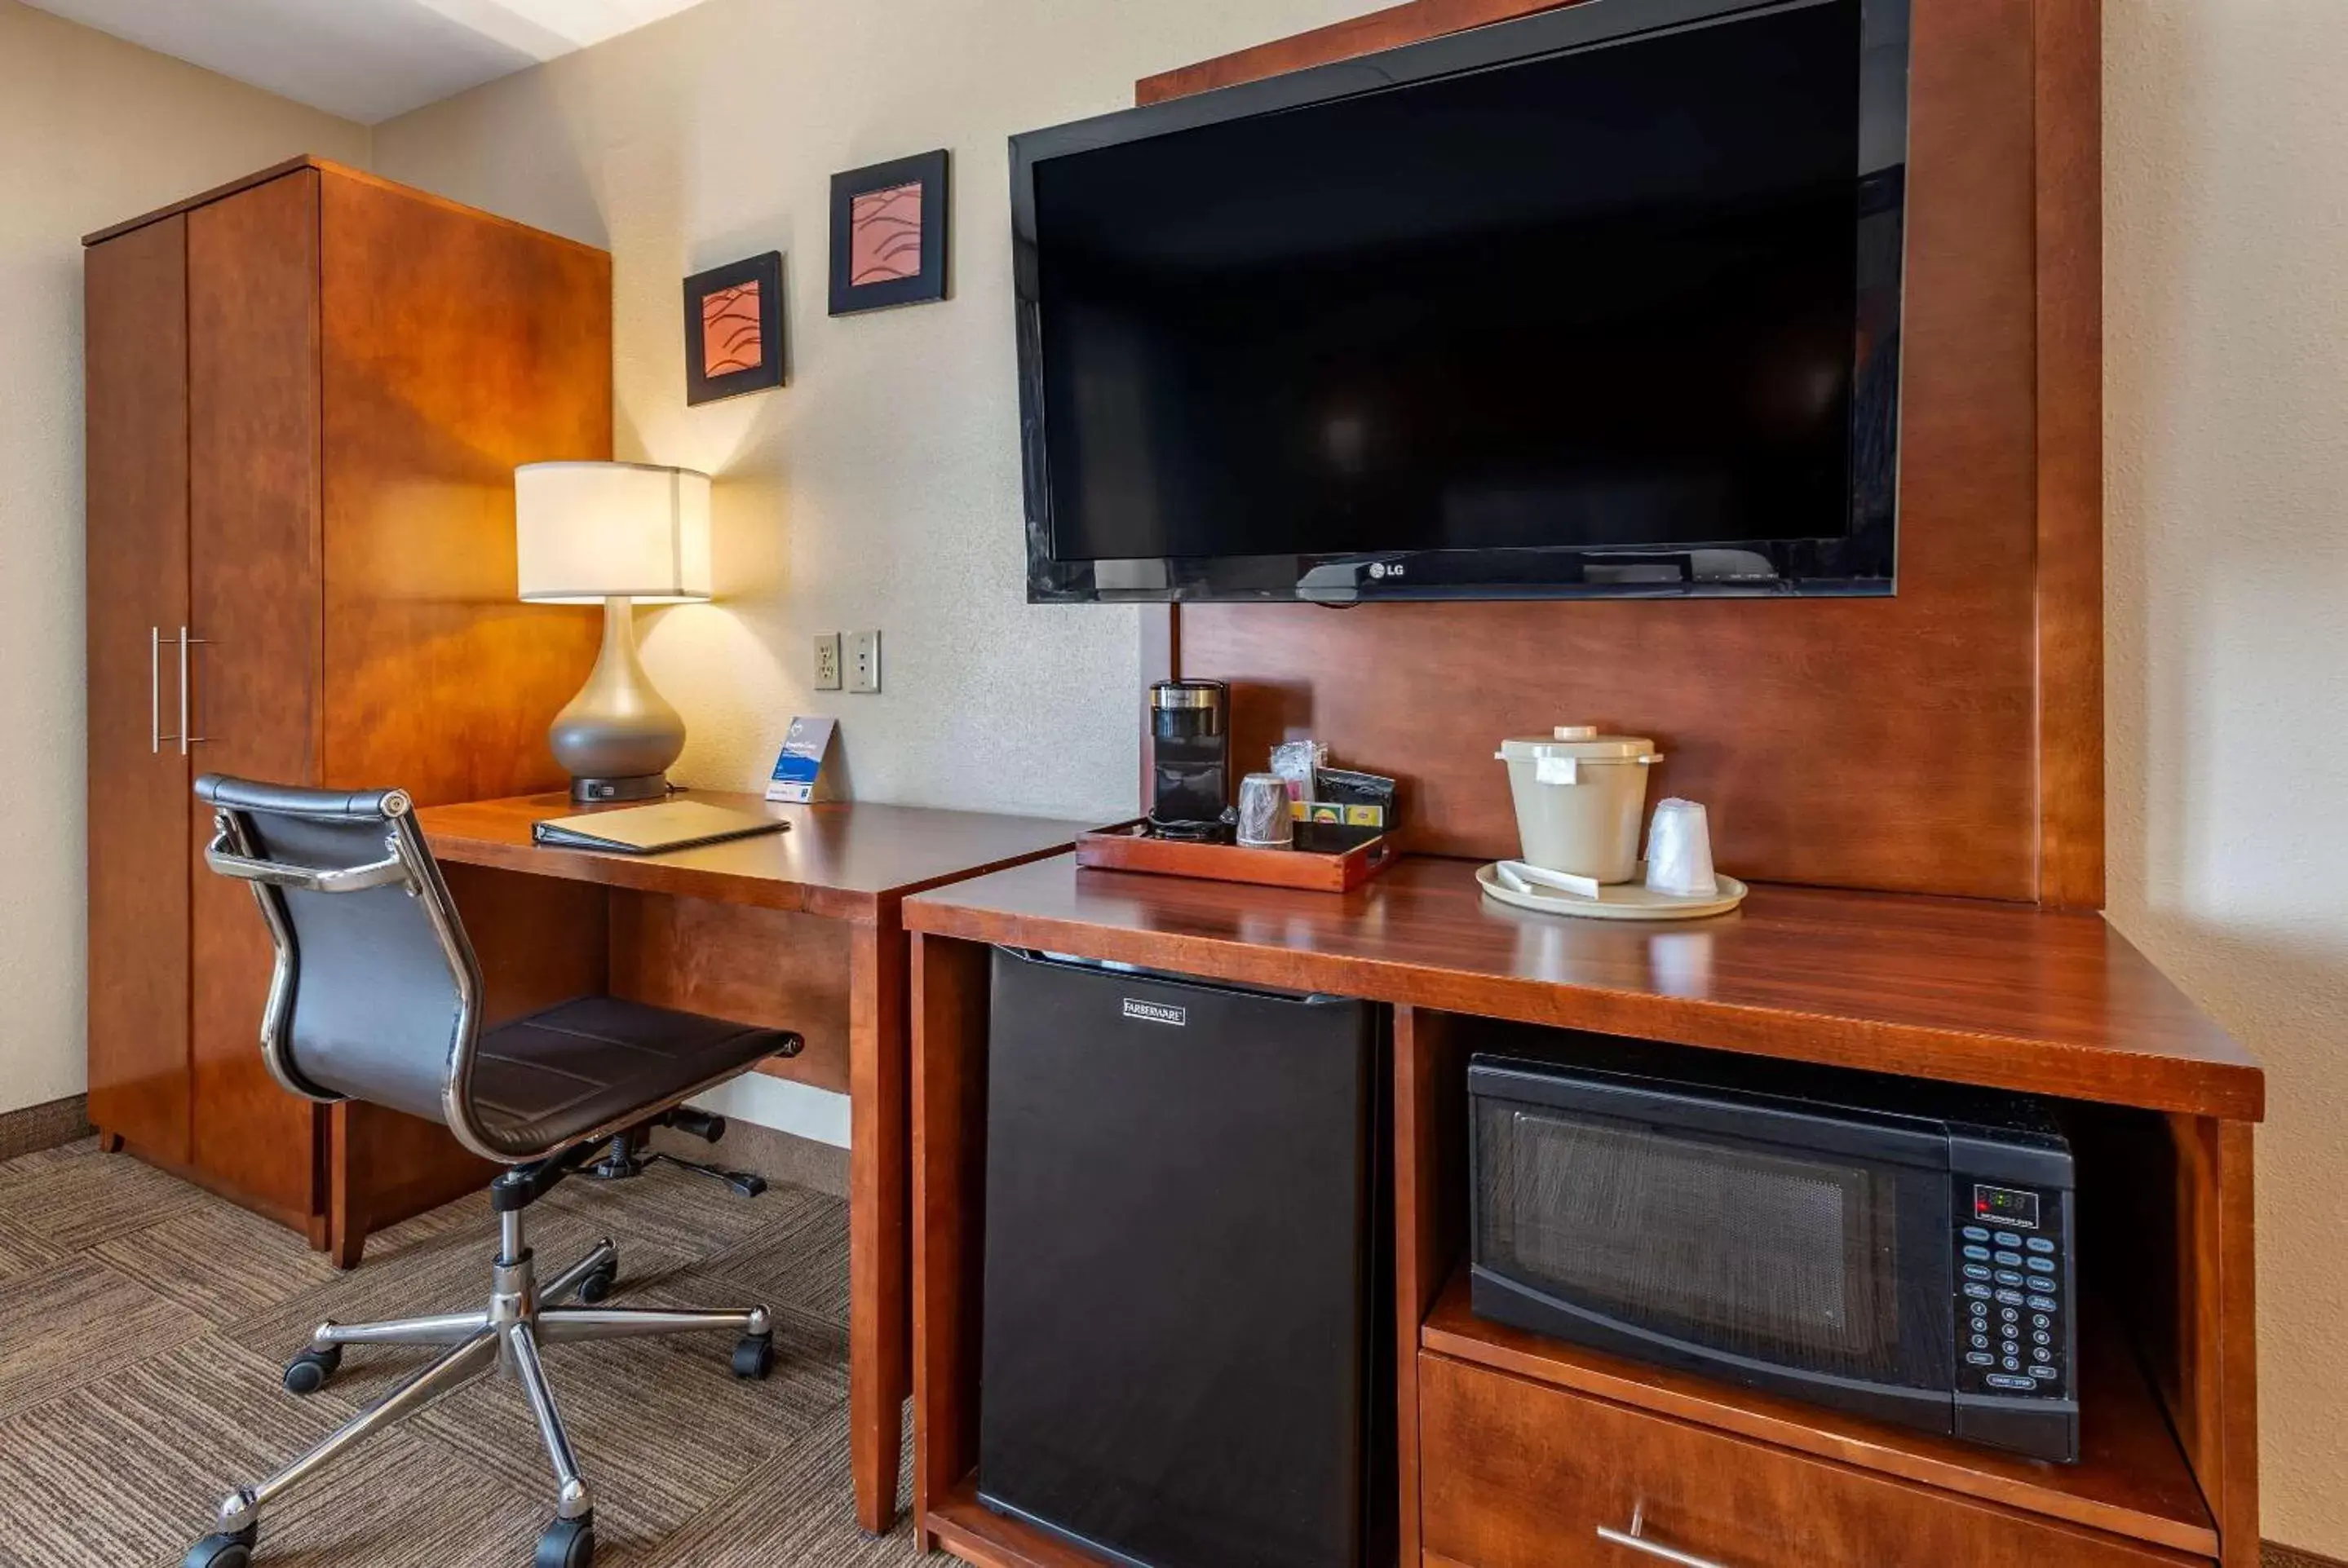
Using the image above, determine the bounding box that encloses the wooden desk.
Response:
[904,855,2266,1568]
[415,791,1098,1535]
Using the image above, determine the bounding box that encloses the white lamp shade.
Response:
[515,461,713,603]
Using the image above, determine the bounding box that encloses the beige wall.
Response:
[0,0,368,1116]
[370,0,1377,826]
[2106,0,2348,1553]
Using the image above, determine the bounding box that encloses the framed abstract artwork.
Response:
[683,251,784,404]
[829,150,949,316]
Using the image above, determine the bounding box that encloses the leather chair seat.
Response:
[471,996,795,1159]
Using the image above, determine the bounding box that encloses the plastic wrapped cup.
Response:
[1236,772,1293,849]
[1644,798,1718,897]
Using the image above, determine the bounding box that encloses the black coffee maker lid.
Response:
[1149,678,1227,710]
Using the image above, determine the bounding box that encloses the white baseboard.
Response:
[688,1075,850,1149]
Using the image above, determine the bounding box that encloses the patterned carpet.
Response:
[0,1137,922,1566]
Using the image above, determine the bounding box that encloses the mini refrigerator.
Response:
[979,948,1391,1568]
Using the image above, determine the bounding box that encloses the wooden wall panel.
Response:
[317,165,608,808]
[608,891,854,1093]
[1137,0,1592,104]
[2033,0,2107,909]
[185,171,327,1226]
[85,216,193,1164]
[1145,0,2095,904]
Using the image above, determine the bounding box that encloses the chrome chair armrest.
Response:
[205,833,411,895]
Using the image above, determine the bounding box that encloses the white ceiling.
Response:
[24,0,717,123]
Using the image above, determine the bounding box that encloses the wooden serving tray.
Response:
[1075,820,1395,893]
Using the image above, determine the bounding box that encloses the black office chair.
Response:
[182,776,805,1568]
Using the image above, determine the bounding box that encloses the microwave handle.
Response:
[1596,1504,1731,1568]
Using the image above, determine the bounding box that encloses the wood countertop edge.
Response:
[416,831,831,916]
[901,899,2265,1122]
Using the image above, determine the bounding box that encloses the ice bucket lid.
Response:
[1497,725,1658,762]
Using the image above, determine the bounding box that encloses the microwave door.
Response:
[1473,1096,1957,1433]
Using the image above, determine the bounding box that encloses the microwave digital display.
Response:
[1972,1184,2041,1230]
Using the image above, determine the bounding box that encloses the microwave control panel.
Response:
[1952,1181,2070,1402]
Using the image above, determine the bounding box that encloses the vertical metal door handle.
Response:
[1597,1504,1731,1568]
[177,627,210,754]
[149,626,162,753]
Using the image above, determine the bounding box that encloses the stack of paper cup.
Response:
[1643,799,1718,897]
[1236,772,1293,848]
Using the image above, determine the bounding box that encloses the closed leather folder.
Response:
[530,799,789,855]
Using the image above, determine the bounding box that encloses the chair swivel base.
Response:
[183,1208,774,1568]
[586,1111,767,1199]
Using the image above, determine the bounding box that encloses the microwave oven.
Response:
[1468,1051,2077,1463]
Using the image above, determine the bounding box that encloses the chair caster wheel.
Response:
[576,1265,618,1305]
[535,1512,595,1568]
[184,1526,258,1567]
[282,1345,341,1395]
[731,1332,774,1380]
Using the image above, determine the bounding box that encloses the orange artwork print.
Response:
[849,182,924,285]
[701,280,763,375]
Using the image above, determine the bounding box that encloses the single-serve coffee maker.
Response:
[1147,679,1232,841]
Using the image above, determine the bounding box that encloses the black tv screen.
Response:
[1012,0,1909,602]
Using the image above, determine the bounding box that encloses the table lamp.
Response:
[515,461,713,802]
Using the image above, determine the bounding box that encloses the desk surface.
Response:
[905,854,2263,1120]
[416,791,1103,923]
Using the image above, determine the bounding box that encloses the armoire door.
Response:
[85,215,193,1162]
[184,170,325,1228]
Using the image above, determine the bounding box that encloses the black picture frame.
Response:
[683,251,785,404]
[829,150,949,316]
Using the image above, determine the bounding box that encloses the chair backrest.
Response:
[193,775,501,1160]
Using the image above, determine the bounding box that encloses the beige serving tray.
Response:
[1475,861,1749,921]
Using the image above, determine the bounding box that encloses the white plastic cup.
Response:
[1644,798,1718,897]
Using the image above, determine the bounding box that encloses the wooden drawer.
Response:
[1419,1353,2209,1568]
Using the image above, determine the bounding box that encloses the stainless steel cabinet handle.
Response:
[149,626,162,753]
[1598,1504,1730,1568]
[176,626,210,755]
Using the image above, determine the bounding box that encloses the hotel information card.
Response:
[767,717,840,804]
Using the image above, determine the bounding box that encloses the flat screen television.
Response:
[1011,0,1911,603]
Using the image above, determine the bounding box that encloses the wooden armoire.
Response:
[84,157,610,1263]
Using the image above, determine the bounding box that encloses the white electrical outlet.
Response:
[847,629,882,694]
[813,633,842,691]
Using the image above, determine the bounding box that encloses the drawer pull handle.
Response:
[1598,1504,1731,1568]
